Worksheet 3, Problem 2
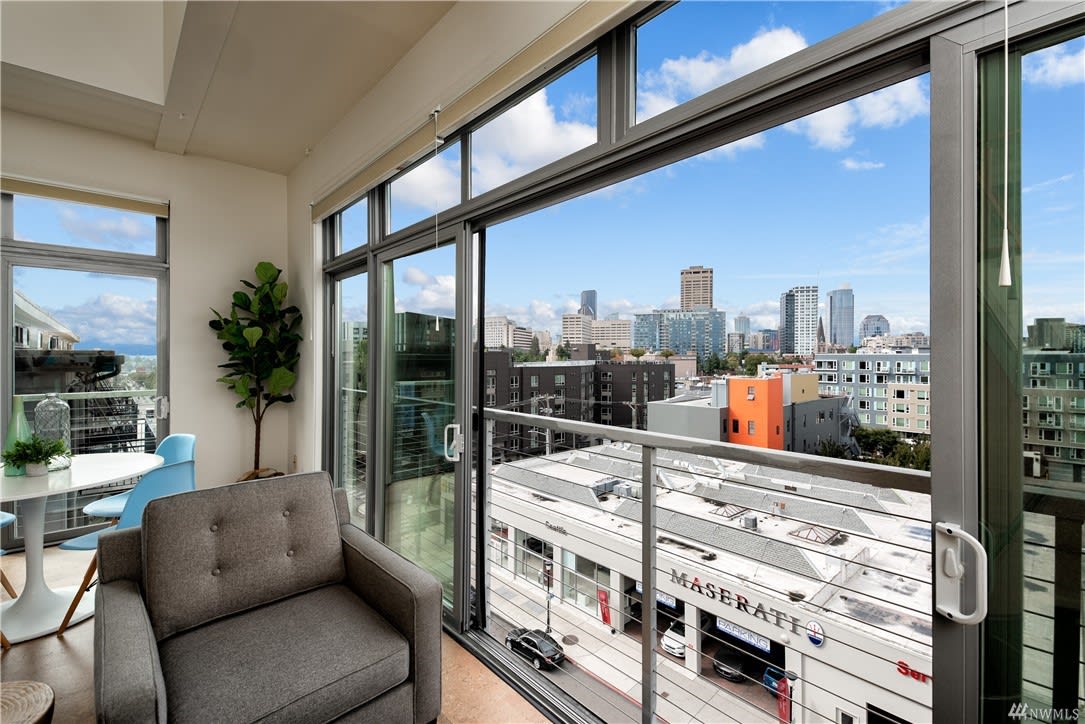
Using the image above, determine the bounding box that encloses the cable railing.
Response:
[478,407,933,724]
[2,389,158,549]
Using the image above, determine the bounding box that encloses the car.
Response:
[762,665,787,697]
[505,627,565,670]
[712,647,754,682]
[660,620,686,657]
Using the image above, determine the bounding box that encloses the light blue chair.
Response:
[57,459,196,635]
[82,434,196,519]
[1,510,17,648]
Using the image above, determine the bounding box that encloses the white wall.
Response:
[285,1,631,474]
[1,110,288,486]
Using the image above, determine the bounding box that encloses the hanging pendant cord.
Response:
[998,0,1013,287]
[433,107,442,329]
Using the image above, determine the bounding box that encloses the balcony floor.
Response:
[0,547,545,723]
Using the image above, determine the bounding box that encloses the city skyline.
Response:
[7,10,1082,352]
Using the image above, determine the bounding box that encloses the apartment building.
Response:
[779,285,818,356]
[815,351,931,437]
[633,308,726,357]
[679,265,713,310]
[1022,350,1085,483]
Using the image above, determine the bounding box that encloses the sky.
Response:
[8,2,1084,353]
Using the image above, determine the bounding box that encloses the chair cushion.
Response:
[159,584,410,723]
[142,471,345,640]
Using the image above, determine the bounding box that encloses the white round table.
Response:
[1,452,164,642]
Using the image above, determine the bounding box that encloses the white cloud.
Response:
[52,293,157,345]
[390,152,460,218]
[58,208,154,252]
[701,133,768,160]
[738,299,781,332]
[638,27,808,121]
[844,217,930,274]
[1023,173,1074,194]
[842,158,886,171]
[472,89,596,196]
[786,77,928,150]
[403,266,434,287]
[1023,42,1085,88]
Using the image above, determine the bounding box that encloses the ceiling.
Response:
[1,1,454,175]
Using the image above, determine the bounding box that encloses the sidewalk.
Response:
[487,564,775,724]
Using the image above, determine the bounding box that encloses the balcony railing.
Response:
[2,389,157,549]
[476,407,932,724]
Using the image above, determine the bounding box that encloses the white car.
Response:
[660,620,686,657]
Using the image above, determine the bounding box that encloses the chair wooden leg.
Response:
[1,631,10,649]
[57,555,97,636]
[0,568,16,599]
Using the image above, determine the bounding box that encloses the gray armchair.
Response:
[93,471,442,723]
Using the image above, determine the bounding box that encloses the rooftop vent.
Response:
[741,514,758,530]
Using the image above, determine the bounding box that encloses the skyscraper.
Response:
[779,285,818,355]
[859,314,891,339]
[827,286,855,347]
[734,315,751,336]
[579,290,597,319]
[680,266,713,311]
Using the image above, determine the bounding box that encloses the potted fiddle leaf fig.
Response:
[2,434,70,477]
[209,262,302,479]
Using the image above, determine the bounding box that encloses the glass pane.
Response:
[336,271,368,525]
[980,33,1085,720]
[472,56,597,197]
[480,74,932,722]
[636,2,885,123]
[384,244,456,594]
[339,198,368,254]
[13,195,157,255]
[10,266,160,542]
[389,140,461,234]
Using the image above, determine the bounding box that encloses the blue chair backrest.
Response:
[155,434,196,465]
[117,460,196,529]
[0,510,15,529]
[420,410,449,458]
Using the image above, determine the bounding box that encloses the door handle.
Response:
[934,522,988,625]
[443,423,462,462]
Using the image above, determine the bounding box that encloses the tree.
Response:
[659,349,675,359]
[530,336,541,358]
[816,439,850,459]
[556,341,571,360]
[630,348,647,359]
[209,262,303,474]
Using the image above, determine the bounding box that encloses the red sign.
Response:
[776,677,790,724]
[597,588,611,626]
[897,660,931,683]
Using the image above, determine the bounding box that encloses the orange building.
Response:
[725,376,784,450]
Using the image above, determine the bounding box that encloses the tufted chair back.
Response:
[140,471,345,641]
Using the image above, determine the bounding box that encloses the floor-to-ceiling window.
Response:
[1,184,169,548]
[317,3,1085,721]
[978,28,1084,722]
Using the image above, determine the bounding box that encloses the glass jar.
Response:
[34,393,71,470]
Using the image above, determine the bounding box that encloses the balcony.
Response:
[475,408,933,723]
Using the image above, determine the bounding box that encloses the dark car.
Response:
[505,627,565,670]
[712,648,754,682]
[762,665,787,696]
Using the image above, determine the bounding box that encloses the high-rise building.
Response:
[734,315,751,336]
[591,318,632,349]
[633,309,726,357]
[561,313,593,344]
[859,314,891,339]
[579,289,597,320]
[827,286,855,347]
[680,265,713,311]
[779,285,818,356]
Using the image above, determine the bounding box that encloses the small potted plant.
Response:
[2,434,70,477]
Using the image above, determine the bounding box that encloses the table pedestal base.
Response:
[1,584,94,643]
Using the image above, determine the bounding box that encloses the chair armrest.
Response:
[94,580,167,723]
[340,523,442,724]
[97,527,142,586]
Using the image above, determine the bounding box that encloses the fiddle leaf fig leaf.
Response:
[242,327,263,347]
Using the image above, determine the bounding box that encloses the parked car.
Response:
[505,627,565,670]
[712,647,754,682]
[762,665,787,696]
[660,620,686,657]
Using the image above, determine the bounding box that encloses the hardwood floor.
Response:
[0,547,546,723]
